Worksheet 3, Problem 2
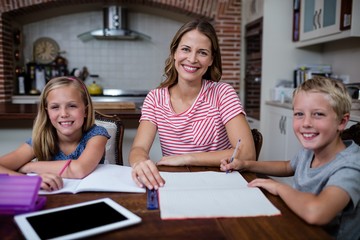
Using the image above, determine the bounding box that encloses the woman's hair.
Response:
[293,76,352,120]
[32,76,94,161]
[159,18,222,88]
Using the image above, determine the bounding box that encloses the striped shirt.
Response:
[140,80,246,156]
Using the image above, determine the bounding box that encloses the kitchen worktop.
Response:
[12,94,146,106]
[0,102,142,121]
[266,101,360,122]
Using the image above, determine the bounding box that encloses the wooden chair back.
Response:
[251,128,263,160]
[95,111,124,165]
[341,122,360,146]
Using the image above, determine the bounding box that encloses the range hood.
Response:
[78,6,151,41]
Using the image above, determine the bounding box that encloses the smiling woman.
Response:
[128,19,256,190]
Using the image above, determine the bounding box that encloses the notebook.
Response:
[38,164,145,195]
[158,171,281,219]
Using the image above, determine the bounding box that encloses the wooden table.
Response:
[0,166,332,240]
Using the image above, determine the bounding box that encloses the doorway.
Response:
[244,18,262,120]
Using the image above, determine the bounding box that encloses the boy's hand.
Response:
[248,178,282,196]
[220,158,246,172]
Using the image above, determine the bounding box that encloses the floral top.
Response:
[26,125,110,163]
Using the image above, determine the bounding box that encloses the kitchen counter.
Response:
[266,101,360,122]
[0,103,142,121]
[0,102,143,162]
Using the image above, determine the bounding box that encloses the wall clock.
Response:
[33,37,60,64]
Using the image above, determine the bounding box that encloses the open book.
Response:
[158,171,280,219]
[39,164,145,195]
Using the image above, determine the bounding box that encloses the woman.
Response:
[129,19,255,190]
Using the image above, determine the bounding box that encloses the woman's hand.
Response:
[131,160,165,190]
[157,154,191,166]
[39,173,63,191]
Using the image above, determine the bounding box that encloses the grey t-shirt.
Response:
[290,140,360,240]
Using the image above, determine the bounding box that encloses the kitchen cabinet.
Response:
[258,1,360,162]
[264,105,302,160]
[300,0,341,41]
[295,0,360,47]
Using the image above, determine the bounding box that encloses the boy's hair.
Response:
[159,18,222,89]
[293,76,352,120]
[32,77,94,161]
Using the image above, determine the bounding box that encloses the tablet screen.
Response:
[14,198,141,240]
[27,202,127,239]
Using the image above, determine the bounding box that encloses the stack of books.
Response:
[294,64,332,88]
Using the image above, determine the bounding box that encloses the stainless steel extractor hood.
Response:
[78,6,151,41]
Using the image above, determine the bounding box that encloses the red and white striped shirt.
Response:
[140,80,246,156]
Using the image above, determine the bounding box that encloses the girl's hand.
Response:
[39,173,63,191]
[131,160,165,190]
[247,178,282,196]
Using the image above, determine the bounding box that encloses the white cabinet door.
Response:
[300,0,341,41]
[283,112,302,160]
[267,109,286,160]
[266,106,302,160]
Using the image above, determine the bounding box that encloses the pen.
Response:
[58,159,71,176]
[226,139,241,174]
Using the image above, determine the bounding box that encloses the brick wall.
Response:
[0,0,241,102]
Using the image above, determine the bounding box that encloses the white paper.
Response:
[39,164,145,195]
[158,171,280,219]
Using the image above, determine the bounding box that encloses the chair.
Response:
[341,122,360,146]
[251,128,263,160]
[95,111,124,165]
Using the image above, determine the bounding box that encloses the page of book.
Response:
[39,164,145,195]
[158,171,281,219]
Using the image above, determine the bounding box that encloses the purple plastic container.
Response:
[0,175,46,215]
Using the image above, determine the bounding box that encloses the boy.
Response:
[220,77,360,240]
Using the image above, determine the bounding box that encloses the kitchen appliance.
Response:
[87,81,103,95]
[87,75,103,95]
[345,83,360,110]
[78,6,151,41]
[91,88,148,109]
[346,83,360,100]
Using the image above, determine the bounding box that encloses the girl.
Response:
[0,77,110,191]
[129,19,255,190]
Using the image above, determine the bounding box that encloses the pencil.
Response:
[226,139,241,174]
[58,159,71,176]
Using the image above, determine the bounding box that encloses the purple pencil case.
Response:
[0,174,46,215]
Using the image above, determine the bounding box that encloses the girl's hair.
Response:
[293,76,352,120]
[159,18,222,88]
[32,76,94,161]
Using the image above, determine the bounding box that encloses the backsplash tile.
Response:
[22,11,183,91]
[0,0,242,102]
